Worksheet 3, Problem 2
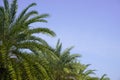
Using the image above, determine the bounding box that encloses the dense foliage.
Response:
[0,0,110,80]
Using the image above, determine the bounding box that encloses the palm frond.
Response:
[100,74,107,80]
[3,0,9,11]
[25,14,49,25]
[17,3,36,22]
[27,27,56,37]
[20,10,38,22]
[10,0,17,23]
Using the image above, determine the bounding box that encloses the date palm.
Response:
[0,0,55,79]
[49,40,109,80]
[49,40,80,80]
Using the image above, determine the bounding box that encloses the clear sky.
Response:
[1,0,120,80]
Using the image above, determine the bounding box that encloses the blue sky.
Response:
[1,0,120,80]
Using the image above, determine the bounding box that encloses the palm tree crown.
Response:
[0,0,55,79]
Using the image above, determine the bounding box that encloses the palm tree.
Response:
[0,0,111,80]
[0,0,55,79]
[49,40,109,80]
[48,40,81,80]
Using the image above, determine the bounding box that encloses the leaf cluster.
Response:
[0,0,110,80]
